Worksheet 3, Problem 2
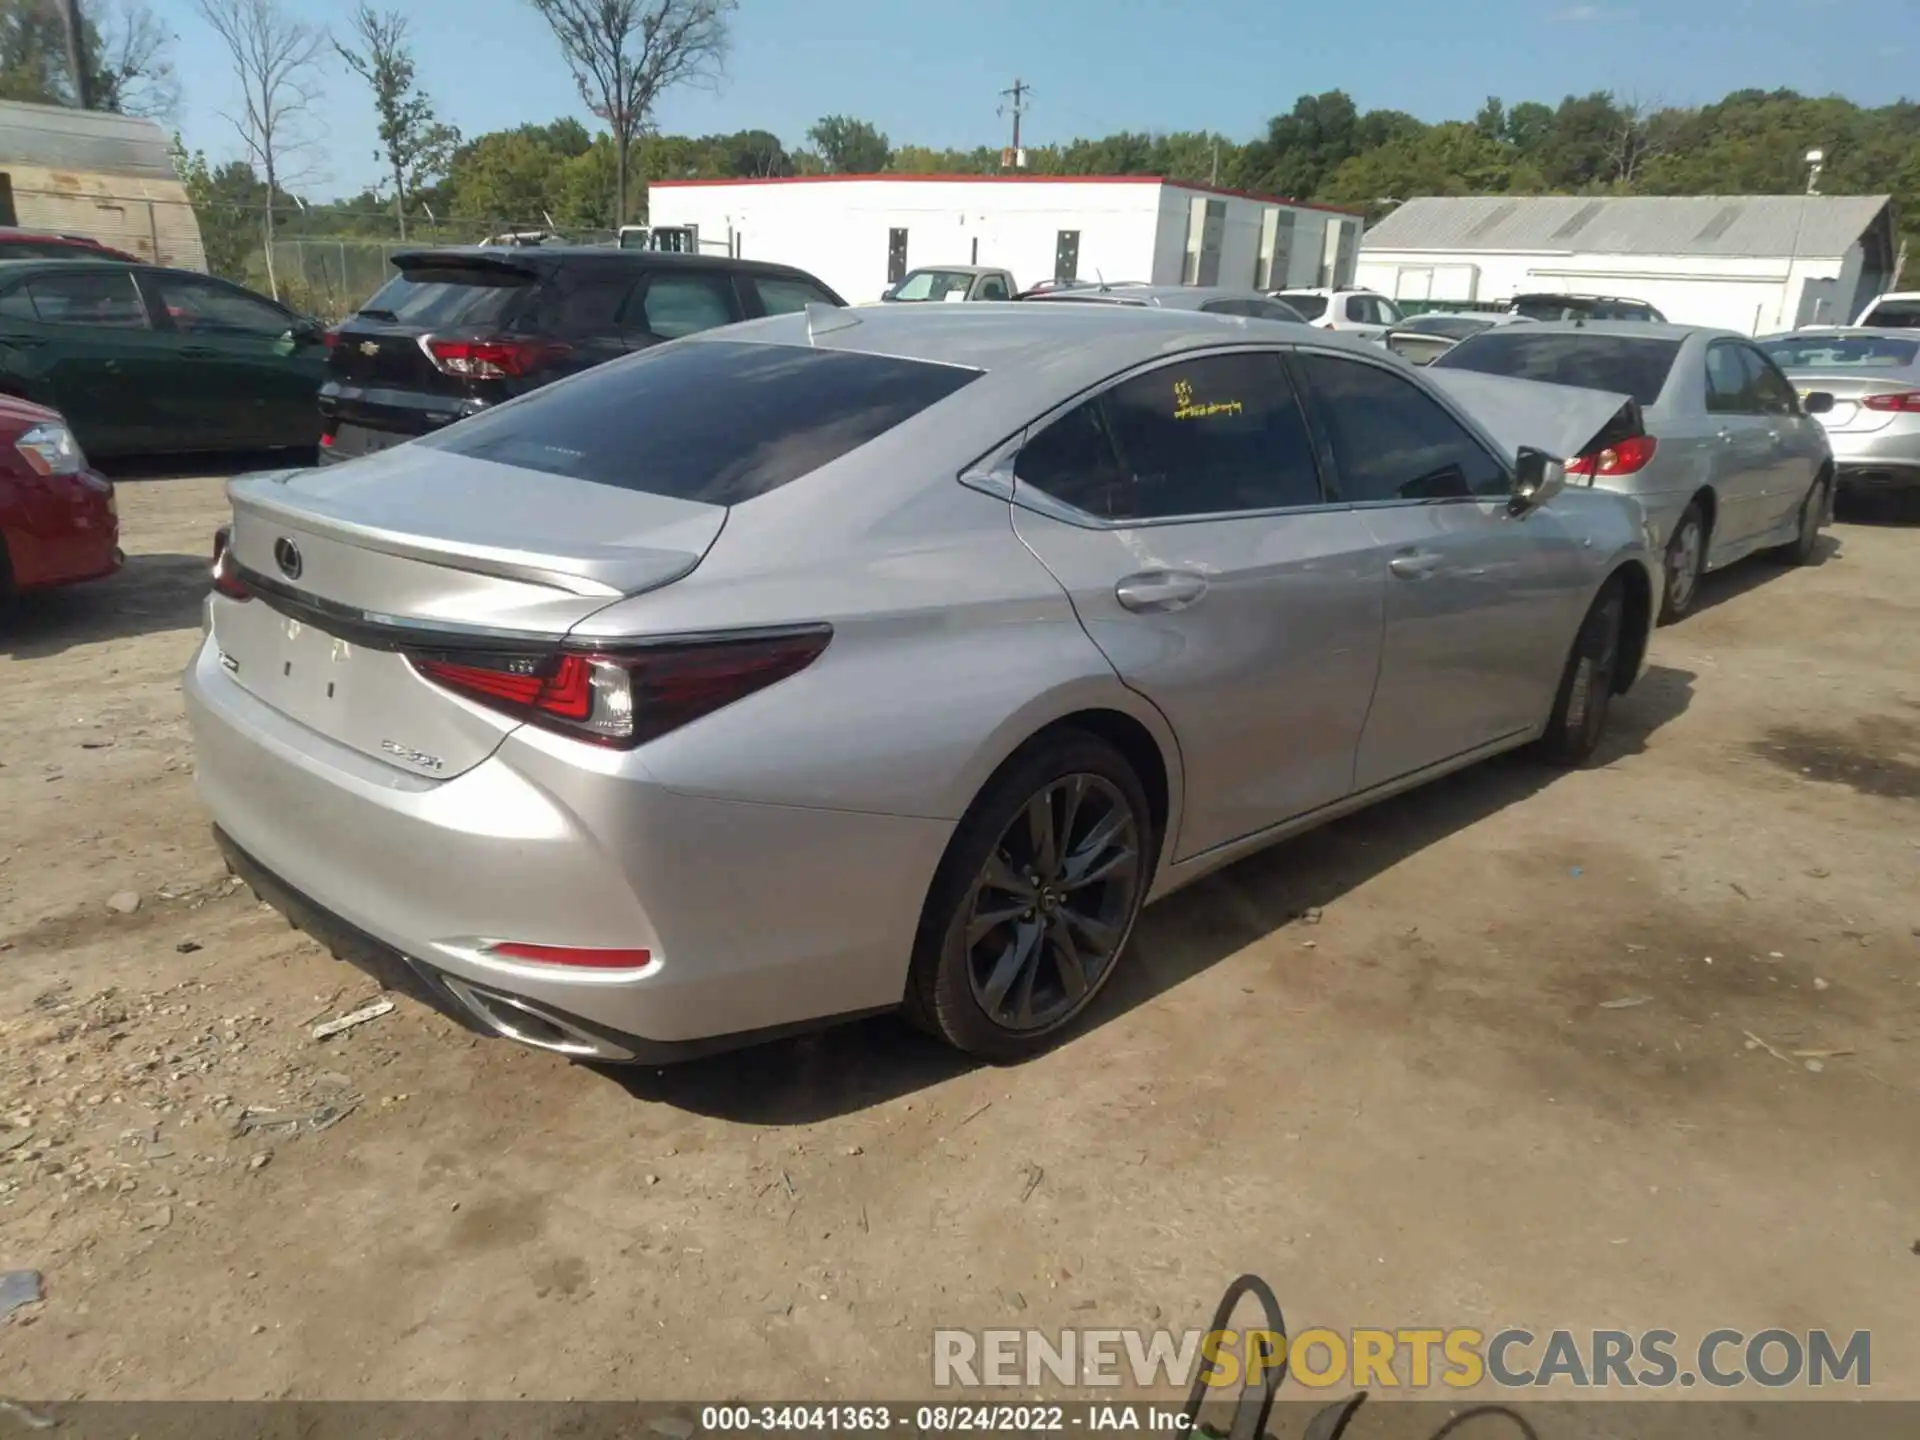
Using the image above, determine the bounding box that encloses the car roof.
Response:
[1274,286,1381,297]
[694,300,1387,377]
[1473,319,1723,343]
[391,245,819,278]
[1029,283,1298,310]
[904,264,1001,275]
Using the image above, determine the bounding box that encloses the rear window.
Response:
[1401,315,1492,340]
[1278,293,1328,321]
[1432,330,1683,407]
[1859,300,1920,329]
[357,264,534,327]
[416,338,981,503]
[894,270,978,302]
[1760,334,1920,370]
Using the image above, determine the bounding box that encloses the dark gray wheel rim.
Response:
[964,774,1141,1033]
[1666,518,1702,611]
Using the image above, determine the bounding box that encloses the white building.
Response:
[1357,194,1897,335]
[646,175,1365,304]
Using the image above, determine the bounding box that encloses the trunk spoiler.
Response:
[1425,369,1642,464]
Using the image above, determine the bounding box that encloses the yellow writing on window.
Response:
[1172,376,1245,421]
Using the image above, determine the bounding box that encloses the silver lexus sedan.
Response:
[186,304,1658,1065]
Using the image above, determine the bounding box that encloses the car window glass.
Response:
[754,275,840,315]
[1432,330,1682,407]
[1344,295,1369,322]
[419,339,978,502]
[0,285,36,320]
[1258,302,1303,323]
[533,268,639,333]
[1739,345,1799,416]
[1016,352,1323,520]
[636,272,735,338]
[153,275,292,336]
[1280,294,1328,321]
[976,275,1011,301]
[20,271,149,328]
[357,266,531,327]
[1705,341,1757,414]
[1378,297,1404,325]
[1295,352,1508,503]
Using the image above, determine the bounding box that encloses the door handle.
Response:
[1717,427,1736,445]
[0,333,42,347]
[1768,429,1783,445]
[1388,549,1444,579]
[1115,570,1208,613]
[180,346,218,359]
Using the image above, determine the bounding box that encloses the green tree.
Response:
[807,114,891,174]
[0,0,177,116]
[333,4,459,239]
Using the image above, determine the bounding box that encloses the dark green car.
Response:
[0,259,329,458]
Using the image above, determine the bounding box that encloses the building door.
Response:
[887,228,909,285]
[1054,229,1080,281]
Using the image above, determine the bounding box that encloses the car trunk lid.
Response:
[213,447,726,778]
[1779,370,1917,434]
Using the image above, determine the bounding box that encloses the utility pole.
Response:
[998,78,1030,166]
[61,0,93,110]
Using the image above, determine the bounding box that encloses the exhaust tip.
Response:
[440,976,635,1063]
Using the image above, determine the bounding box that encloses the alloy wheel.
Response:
[963,774,1141,1033]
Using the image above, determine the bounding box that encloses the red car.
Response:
[0,396,120,596]
[0,228,139,262]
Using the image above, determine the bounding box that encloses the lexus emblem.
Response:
[358,341,380,357]
[273,537,303,580]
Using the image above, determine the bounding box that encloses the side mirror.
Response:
[880,285,899,302]
[1802,391,1836,415]
[1509,445,1566,516]
[287,317,324,346]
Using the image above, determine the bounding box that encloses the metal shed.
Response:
[1357,194,1897,334]
[0,99,207,271]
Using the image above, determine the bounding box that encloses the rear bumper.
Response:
[183,636,953,1060]
[2,472,121,591]
[1824,424,1920,489]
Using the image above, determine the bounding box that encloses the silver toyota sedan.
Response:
[1432,323,1835,621]
[186,304,1658,1065]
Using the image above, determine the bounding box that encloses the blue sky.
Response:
[153,0,1915,201]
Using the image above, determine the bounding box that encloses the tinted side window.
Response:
[529,267,640,334]
[635,272,736,339]
[1344,295,1369,322]
[1294,352,1508,503]
[1705,341,1756,414]
[753,275,840,315]
[1016,352,1324,520]
[21,271,148,328]
[975,275,1011,301]
[1740,345,1800,416]
[0,284,36,320]
[150,274,292,336]
[418,339,979,502]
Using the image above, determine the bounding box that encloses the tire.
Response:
[1534,579,1625,768]
[1658,501,1708,624]
[903,732,1154,1063]
[1769,472,1828,566]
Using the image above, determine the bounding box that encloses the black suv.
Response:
[1508,292,1666,323]
[317,247,845,463]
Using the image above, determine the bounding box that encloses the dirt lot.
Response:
[2,474,1916,1403]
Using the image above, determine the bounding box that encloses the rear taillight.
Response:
[420,336,570,380]
[210,525,250,601]
[322,327,342,350]
[1565,434,1659,478]
[1862,391,1920,413]
[406,629,832,748]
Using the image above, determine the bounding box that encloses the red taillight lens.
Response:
[322,328,341,350]
[1862,390,1920,413]
[421,336,570,380]
[210,524,250,601]
[406,630,831,748]
[1566,434,1659,477]
[485,942,653,970]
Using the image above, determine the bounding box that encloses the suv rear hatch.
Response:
[320,252,552,458]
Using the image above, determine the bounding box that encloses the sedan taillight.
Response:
[1861,391,1920,413]
[1566,434,1660,478]
[210,525,251,601]
[406,628,832,748]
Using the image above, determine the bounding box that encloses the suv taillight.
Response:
[406,629,832,748]
[210,525,251,601]
[420,336,570,379]
[1566,434,1659,478]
